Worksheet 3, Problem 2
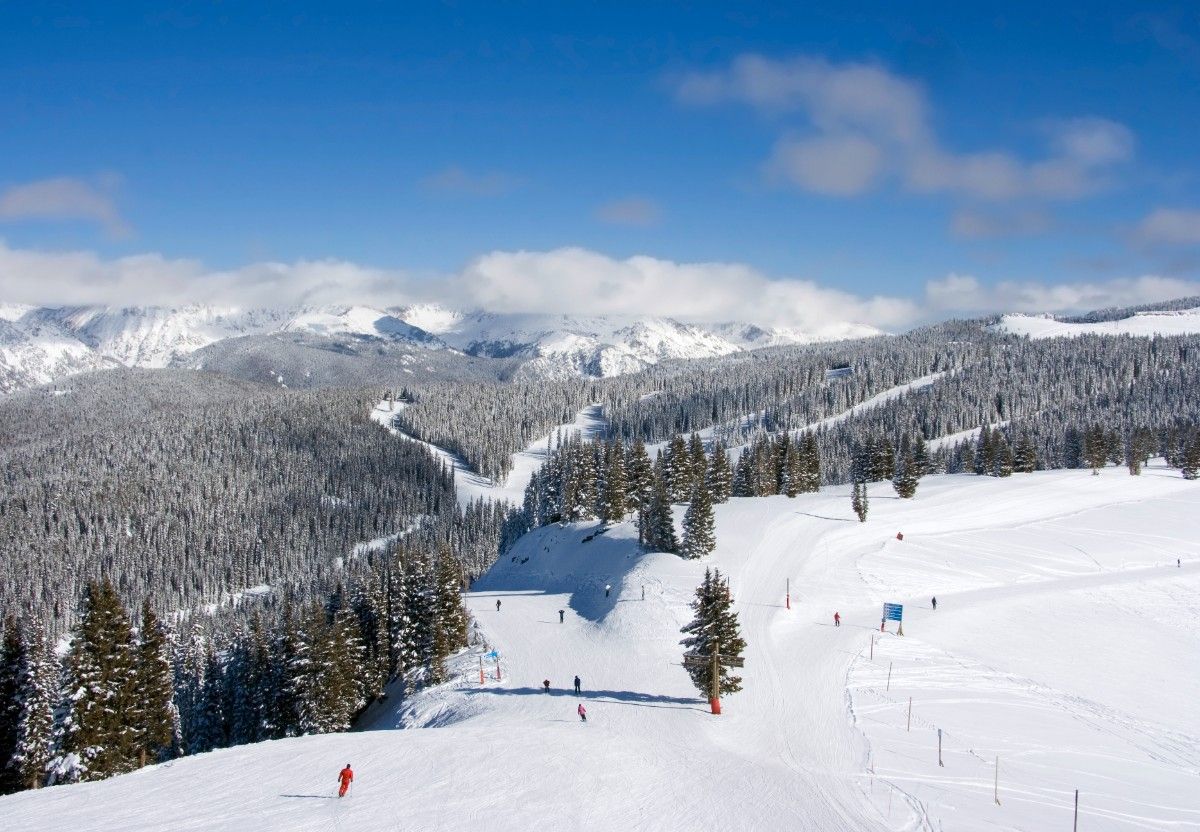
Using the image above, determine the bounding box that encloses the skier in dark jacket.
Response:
[559,609,565,623]
[543,679,550,692]
[496,599,501,612]
[574,675,581,694]
[931,596,937,611]
[337,764,354,797]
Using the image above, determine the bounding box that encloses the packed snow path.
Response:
[4,467,1199,831]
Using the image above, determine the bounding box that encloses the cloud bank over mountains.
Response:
[1,240,1196,332]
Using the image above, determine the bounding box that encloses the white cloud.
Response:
[594,197,662,227]
[3,240,1195,332]
[765,133,884,196]
[0,175,130,237]
[950,209,1054,239]
[671,55,1133,202]
[1135,208,1200,245]
[923,272,1200,316]
[420,165,522,197]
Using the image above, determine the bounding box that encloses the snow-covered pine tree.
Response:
[132,600,177,766]
[0,617,21,794]
[429,548,470,684]
[601,438,628,523]
[681,483,716,559]
[975,425,994,475]
[642,478,678,553]
[782,439,802,497]
[993,437,1015,477]
[688,433,707,496]
[912,434,930,477]
[665,435,691,502]
[624,438,654,516]
[731,450,752,497]
[798,433,822,493]
[1084,423,1109,473]
[852,482,868,522]
[1181,430,1200,480]
[10,618,57,790]
[706,441,733,503]
[870,435,895,483]
[60,579,139,780]
[680,568,746,697]
[892,436,919,498]
[1013,433,1038,473]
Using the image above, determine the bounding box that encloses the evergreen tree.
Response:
[9,619,57,790]
[680,568,746,698]
[870,435,895,482]
[430,548,470,683]
[641,478,678,553]
[60,579,138,780]
[798,434,822,493]
[624,438,655,515]
[892,437,919,498]
[1013,434,1038,473]
[687,433,707,496]
[132,600,177,766]
[601,439,628,523]
[851,482,869,522]
[1181,430,1200,480]
[664,435,691,502]
[992,436,1014,477]
[912,434,930,477]
[681,483,717,559]
[1084,423,1109,473]
[782,440,802,498]
[706,441,733,503]
[0,617,21,794]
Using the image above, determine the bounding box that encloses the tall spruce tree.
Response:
[601,439,628,523]
[624,438,655,515]
[680,568,746,697]
[132,600,177,766]
[9,619,57,790]
[852,482,869,522]
[60,579,139,780]
[0,617,21,794]
[681,483,717,559]
[430,548,470,683]
[892,437,919,498]
[641,478,678,553]
[706,441,733,503]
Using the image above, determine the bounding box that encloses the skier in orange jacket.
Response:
[338,763,354,797]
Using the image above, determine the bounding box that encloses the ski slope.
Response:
[369,399,607,506]
[997,309,1200,339]
[4,466,1199,831]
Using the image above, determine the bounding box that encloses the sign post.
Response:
[883,602,904,636]
[682,639,745,715]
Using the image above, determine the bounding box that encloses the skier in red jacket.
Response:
[833,612,841,627]
[338,763,354,797]
[577,703,587,722]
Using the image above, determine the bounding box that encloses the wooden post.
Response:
[906,697,912,731]
[710,639,721,715]
[938,728,944,767]
[994,756,1000,805]
[494,655,501,681]
[887,662,892,692]
[1073,790,1079,831]
[479,656,485,685]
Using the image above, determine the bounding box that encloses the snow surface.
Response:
[997,309,1200,339]
[6,464,1199,831]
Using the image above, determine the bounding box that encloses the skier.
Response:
[1178,558,1182,568]
[833,612,840,627]
[577,703,587,722]
[605,584,611,598]
[496,599,501,612]
[574,674,581,694]
[559,609,565,623]
[337,763,354,798]
[543,679,551,693]
[931,596,937,611]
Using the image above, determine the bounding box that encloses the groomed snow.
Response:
[6,464,1198,831]
[997,309,1200,339]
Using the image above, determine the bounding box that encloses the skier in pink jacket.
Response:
[577,703,587,722]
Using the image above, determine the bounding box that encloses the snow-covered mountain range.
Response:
[0,302,879,393]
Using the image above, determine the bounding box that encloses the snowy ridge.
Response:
[995,308,1200,339]
[5,465,1198,831]
[0,302,865,392]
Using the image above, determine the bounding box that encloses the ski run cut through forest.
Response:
[3,407,1199,831]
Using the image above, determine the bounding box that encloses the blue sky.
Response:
[2,2,1200,325]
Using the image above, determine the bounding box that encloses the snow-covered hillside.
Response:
[0,302,865,392]
[6,465,1197,831]
[996,308,1200,339]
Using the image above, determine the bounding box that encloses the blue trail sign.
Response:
[883,603,903,621]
